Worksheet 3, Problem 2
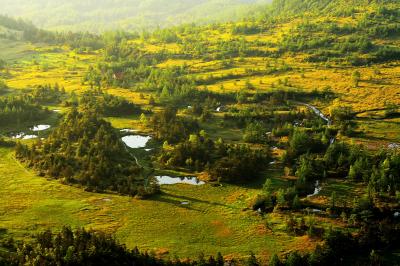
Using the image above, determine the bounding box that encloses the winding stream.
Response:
[302,103,332,126]
[297,102,335,144]
[299,103,331,197]
[307,180,322,197]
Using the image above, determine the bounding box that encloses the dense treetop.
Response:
[16,109,158,196]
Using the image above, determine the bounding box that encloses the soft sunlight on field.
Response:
[0,147,312,262]
[1,1,400,263]
[7,48,96,92]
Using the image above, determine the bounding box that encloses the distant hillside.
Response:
[269,0,398,17]
[0,0,272,32]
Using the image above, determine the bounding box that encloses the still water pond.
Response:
[156,176,205,185]
[31,125,51,131]
[12,124,51,139]
[121,135,151,149]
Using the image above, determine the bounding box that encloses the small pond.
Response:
[31,125,51,131]
[11,124,51,139]
[12,133,38,140]
[122,135,151,149]
[155,176,205,185]
[22,135,38,140]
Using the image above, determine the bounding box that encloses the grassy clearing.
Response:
[0,39,36,61]
[0,147,312,261]
[6,48,96,92]
[354,118,400,145]
[105,115,143,130]
[303,178,366,212]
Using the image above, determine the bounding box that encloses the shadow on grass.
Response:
[0,228,7,236]
[357,117,400,124]
[148,190,229,211]
[319,179,362,199]
[228,165,286,190]
[354,133,394,143]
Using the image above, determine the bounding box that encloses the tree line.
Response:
[16,109,158,197]
[0,95,51,125]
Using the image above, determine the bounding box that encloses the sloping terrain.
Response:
[0,0,272,32]
[0,0,399,264]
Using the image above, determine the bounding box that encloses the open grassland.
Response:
[0,147,315,262]
[4,45,97,92]
[0,39,36,61]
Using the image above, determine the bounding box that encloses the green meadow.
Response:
[0,146,311,262]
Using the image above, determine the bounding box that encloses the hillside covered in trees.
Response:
[16,109,158,196]
[0,0,400,265]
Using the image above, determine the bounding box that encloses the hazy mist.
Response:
[0,0,273,32]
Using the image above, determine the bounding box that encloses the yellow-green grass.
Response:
[355,119,400,143]
[307,178,365,208]
[104,116,144,132]
[0,147,314,261]
[107,88,152,106]
[157,59,202,69]
[7,47,96,92]
[0,39,37,61]
[193,58,400,114]
[332,117,400,150]
[199,119,244,142]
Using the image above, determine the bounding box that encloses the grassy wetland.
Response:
[0,0,399,265]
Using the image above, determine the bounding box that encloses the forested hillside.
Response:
[270,0,397,16]
[0,0,272,32]
[0,0,400,265]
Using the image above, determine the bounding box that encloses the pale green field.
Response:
[0,147,311,262]
[0,39,36,61]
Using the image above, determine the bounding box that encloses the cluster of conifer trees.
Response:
[279,14,400,65]
[30,83,67,104]
[16,109,158,196]
[1,222,398,266]
[0,95,51,125]
[158,132,270,182]
[79,90,142,117]
[285,138,400,200]
[149,107,199,144]
[0,15,103,49]
[0,227,225,266]
[259,129,400,212]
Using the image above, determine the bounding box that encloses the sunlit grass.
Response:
[0,147,310,262]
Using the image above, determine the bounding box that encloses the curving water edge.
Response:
[121,135,151,149]
[156,175,205,185]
